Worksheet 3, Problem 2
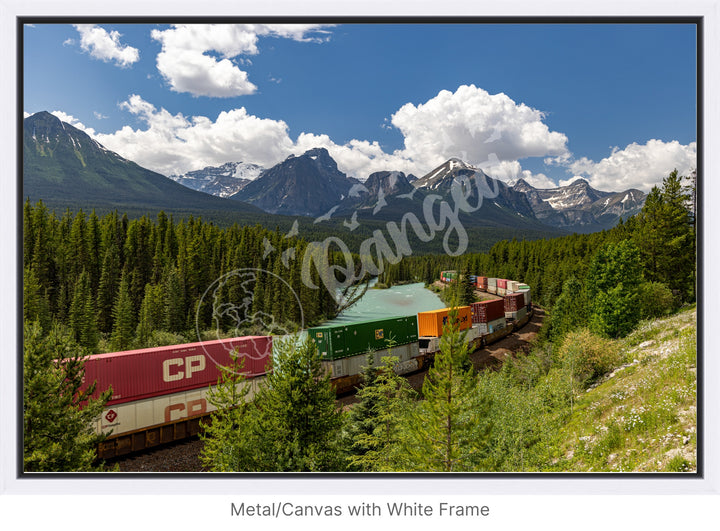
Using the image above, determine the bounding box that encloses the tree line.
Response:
[23,201,343,354]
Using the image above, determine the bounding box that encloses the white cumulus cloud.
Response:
[68,85,573,182]
[94,95,295,175]
[91,95,420,178]
[74,24,139,68]
[62,87,692,195]
[150,24,333,97]
[557,139,697,192]
[390,84,570,170]
[50,110,96,136]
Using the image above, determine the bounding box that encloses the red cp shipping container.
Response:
[475,276,488,290]
[497,279,508,290]
[82,336,272,405]
[470,299,505,323]
[504,292,526,313]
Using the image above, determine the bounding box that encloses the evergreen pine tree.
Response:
[250,336,344,471]
[344,352,379,469]
[96,245,121,334]
[23,266,51,332]
[459,266,476,306]
[586,240,643,338]
[547,276,588,344]
[110,272,136,350]
[85,210,102,294]
[135,283,164,346]
[163,264,185,333]
[69,270,99,351]
[23,322,112,471]
[199,352,255,471]
[347,353,415,471]
[399,309,493,471]
[68,211,88,283]
[634,169,695,301]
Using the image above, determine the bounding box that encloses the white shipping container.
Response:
[324,342,419,378]
[505,307,528,321]
[93,379,264,437]
[508,281,520,292]
[496,287,507,296]
[474,323,490,334]
[519,288,531,305]
[488,277,497,286]
[487,286,497,294]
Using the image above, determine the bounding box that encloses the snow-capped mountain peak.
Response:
[511,178,646,230]
[170,161,264,198]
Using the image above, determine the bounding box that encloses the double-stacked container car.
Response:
[417,306,472,336]
[471,299,507,333]
[517,284,532,311]
[504,292,528,321]
[87,337,272,458]
[416,306,477,355]
[308,315,420,393]
[496,279,508,296]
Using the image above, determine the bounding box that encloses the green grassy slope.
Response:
[546,307,697,472]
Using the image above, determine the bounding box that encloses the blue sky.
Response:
[23,22,697,192]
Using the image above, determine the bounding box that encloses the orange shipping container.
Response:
[417,306,472,337]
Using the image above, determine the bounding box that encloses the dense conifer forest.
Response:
[22,201,344,353]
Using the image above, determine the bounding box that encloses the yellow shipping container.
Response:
[417,306,472,337]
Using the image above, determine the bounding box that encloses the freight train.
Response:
[90,277,532,459]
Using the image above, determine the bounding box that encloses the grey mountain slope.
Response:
[512,178,646,229]
[332,159,552,232]
[230,147,354,217]
[412,158,537,218]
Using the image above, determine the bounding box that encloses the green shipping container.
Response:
[308,315,419,360]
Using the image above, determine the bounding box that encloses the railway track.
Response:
[110,307,545,472]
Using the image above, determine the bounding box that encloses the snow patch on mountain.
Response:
[170,161,264,198]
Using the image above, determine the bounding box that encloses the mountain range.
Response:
[512,177,645,230]
[228,153,644,231]
[22,111,645,237]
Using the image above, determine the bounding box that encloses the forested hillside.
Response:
[22,201,343,353]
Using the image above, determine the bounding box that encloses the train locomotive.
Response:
[89,277,532,459]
